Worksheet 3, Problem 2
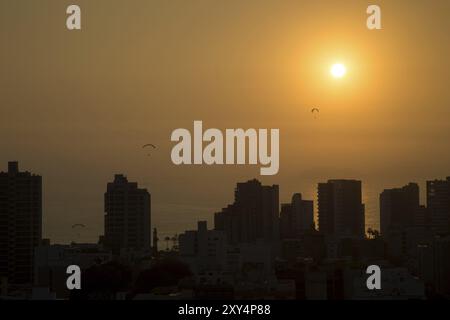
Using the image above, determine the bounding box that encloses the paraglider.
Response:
[311,108,320,119]
[71,224,85,242]
[142,144,157,156]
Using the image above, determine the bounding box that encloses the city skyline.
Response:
[1,0,449,245]
[1,161,447,245]
[1,160,449,299]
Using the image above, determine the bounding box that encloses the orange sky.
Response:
[1,0,449,242]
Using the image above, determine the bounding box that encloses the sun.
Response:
[330,63,347,78]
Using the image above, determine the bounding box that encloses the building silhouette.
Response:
[34,242,111,299]
[380,183,421,235]
[280,193,314,239]
[0,162,42,286]
[433,235,450,295]
[427,177,450,235]
[104,174,151,254]
[152,228,159,257]
[318,179,365,240]
[214,179,279,245]
[179,221,227,274]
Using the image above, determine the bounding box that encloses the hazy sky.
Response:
[1,0,449,243]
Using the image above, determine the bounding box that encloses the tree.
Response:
[131,258,192,296]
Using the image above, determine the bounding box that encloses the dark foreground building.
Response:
[0,162,42,286]
[214,179,279,245]
[104,174,151,254]
[427,177,450,235]
[318,179,365,240]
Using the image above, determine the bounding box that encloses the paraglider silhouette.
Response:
[142,144,157,156]
[71,224,86,242]
[311,108,320,119]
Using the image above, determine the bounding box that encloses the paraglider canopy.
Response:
[143,144,157,156]
[71,224,85,243]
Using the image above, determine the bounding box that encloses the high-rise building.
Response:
[380,183,420,235]
[280,193,314,239]
[0,161,42,286]
[214,179,279,245]
[104,174,151,254]
[318,179,365,239]
[427,177,450,235]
